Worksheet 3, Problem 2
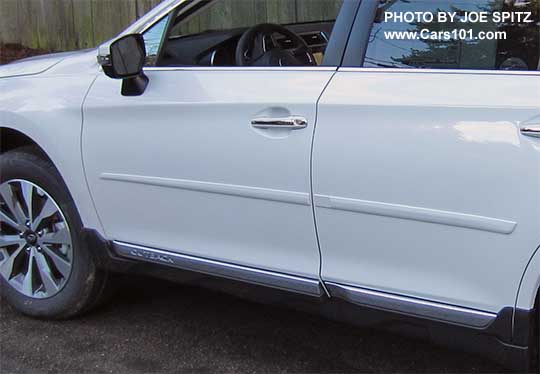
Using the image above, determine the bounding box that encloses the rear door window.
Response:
[364,0,539,71]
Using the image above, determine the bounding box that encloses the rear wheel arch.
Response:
[516,245,540,311]
[514,245,540,363]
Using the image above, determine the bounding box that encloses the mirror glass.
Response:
[110,34,146,78]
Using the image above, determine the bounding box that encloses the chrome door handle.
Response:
[251,116,308,130]
[521,125,540,138]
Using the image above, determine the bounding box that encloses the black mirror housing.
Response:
[102,34,149,96]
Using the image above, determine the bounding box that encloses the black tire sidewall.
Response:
[0,150,98,319]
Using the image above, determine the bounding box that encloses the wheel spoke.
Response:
[42,244,71,278]
[0,184,28,226]
[35,250,59,294]
[0,235,25,248]
[31,197,58,231]
[0,243,25,279]
[0,210,22,230]
[41,226,70,246]
[22,249,35,296]
[21,182,34,222]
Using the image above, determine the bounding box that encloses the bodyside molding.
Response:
[326,282,498,328]
[313,195,517,234]
[102,173,311,206]
[113,241,323,297]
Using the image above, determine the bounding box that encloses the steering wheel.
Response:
[235,23,316,67]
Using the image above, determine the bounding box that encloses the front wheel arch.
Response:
[1,127,55,165]
[0,127,111,269]
[0,147,111,318]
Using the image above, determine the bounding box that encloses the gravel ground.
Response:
[1,276,506,374]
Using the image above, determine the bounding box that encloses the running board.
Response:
[113,241,324,297]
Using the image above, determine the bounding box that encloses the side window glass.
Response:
[364,0,539,71]
[143,15,170,66]
[149,0,344,67]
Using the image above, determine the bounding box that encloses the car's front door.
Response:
[83,0,351,286]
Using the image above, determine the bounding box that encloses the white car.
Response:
[1,0,539,370]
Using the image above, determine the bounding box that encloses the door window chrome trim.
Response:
[339,67,540,76]
[144,66,337,72]
[326,282,497,328]
[113,241,323,297]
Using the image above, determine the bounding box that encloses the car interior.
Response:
[146,0,343,67]
[160,22,335,67]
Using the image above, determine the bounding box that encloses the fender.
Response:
[0,72,104,236]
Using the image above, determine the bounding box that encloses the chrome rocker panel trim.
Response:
[326,282,497,328]
[113,241,498,329]
[113,241,323,297]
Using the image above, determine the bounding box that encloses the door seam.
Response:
[310,70,339,298]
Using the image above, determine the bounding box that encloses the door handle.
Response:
[521,125,540,138]
[251,116,308,130]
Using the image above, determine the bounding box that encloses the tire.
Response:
[0,147,109,319]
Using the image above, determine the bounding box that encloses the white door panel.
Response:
[314,70,540,312]
[83,69,334,278]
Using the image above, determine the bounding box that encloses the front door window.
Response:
[143,0,344,67]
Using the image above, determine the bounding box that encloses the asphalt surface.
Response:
[1,276,506,373]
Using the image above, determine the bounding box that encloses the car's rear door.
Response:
[83,0,356,294]
[314,0,540,315]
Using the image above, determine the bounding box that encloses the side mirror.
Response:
[100,34,149,96]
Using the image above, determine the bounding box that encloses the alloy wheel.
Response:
[0,179,73,299]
